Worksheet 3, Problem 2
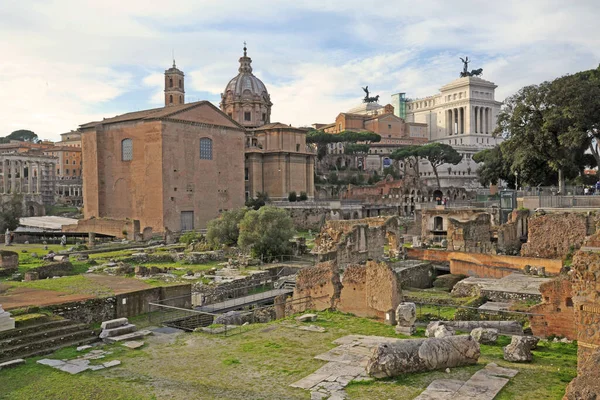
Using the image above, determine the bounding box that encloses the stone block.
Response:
[24,271,39,281]
[100,317,129,330]
[103,360,121,368]
[77,345,93,352]
[104,330,152,343]
[0,305,15,332]
[425,321,455,338]
[53,255,69,262]
[0,359,25,369]
[122,341,144,349]
[296,313,318,323]
[470,328,499,344]
[503,336,535,362]
[99,323,137,339]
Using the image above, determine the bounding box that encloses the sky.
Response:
[1,0,599,141]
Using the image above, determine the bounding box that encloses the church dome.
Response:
[220,45,272,128]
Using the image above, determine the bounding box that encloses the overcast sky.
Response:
[1,0,599,141]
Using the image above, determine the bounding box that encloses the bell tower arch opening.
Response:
[164,58,185,107]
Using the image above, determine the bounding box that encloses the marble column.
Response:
[36,162,41,194]
[480,107,484,134]
[28,161,32,194]
[10,160,16,194]
[2,160,7,194]
[19,160,24,193]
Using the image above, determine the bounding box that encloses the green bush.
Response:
[288,191,297,202]
[179,231,205,246]
[299,192,308,201]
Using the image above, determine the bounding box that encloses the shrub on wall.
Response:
[299,192,308,201]
[288,191,297,202]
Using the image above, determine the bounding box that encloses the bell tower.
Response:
[164,59,185,107]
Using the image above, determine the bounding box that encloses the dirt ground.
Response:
[0,274,151,310]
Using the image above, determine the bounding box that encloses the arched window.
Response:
[122,138,133,161]
[200,138,213,160]
[169,95,173,104]
[169,78,173,88]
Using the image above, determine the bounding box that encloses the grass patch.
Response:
[8,275,114,296]
[0,311,577,400]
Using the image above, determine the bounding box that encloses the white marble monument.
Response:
[0,304,15,332]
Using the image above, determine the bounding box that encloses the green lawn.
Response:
[0,311,577,400]
[7,275,114,297]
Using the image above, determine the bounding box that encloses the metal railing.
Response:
[525,195,600,209]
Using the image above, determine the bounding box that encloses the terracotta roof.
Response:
[79,101,243,130]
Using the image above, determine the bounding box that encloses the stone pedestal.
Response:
[395,302,417,335]
[0,305,15,332]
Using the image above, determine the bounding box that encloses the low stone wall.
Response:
[46,297,117,325]
[24,261,73,281]
[192,271,272,305]
[45,284,191,324]
[390,261,435,289]
[0,251,18,277]
[529,277,576,339]
[407,248,562,277]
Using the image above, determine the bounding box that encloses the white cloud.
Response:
[0,0,599,139]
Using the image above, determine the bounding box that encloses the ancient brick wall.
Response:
[497,210,528,254]
[47,297,117,325]
[313,217,401,267]
[446,214,494,253]
[337,265,370,317]
[293,261,341,311]
[407,248,562,277]
[0,251,18,277]
[365,261,401,318]
[24,261,73,280]
[570,249,600,367]
[520,213,590,259]
[528,277,576,339]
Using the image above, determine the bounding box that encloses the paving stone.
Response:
[297,325,325,333]
[122,340,145,349]
[99,323,137,339]
[414,379,465,400]
[88,365,105,371]
[310,392,328,400]
[104,329,152,343]
[77,345,93,352]
[103,360,121,368]
[37,359,66,367]
[59,361,90,375]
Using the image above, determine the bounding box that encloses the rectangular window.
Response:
[245,168,249,181]
[244,112,251,121]
[66,169,69,175]
[262,113,266,121]
[200,138,213,160]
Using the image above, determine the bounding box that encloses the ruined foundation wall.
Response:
[407,248,562,277]
[529,277,576,339]
[293,261,341,312]
[571,249,600,368]
[520,213,591,259]
[338,265,370,317]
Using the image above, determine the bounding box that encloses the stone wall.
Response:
[24,261,74,281]
[293,260,401,319]
[0,251,18,277]
[407,248,563,277]
[496,209,528,255]
[45,284,191,324]
[520,212,594,259]
[390,261,435,289]
[570,248,600,368]
[46,297,117,325]
[191,271,272,305]
[312,217,402,268]
[447,214,494,253]
[528,277,576,340]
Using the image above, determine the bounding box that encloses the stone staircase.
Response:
[0,319,99,364]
